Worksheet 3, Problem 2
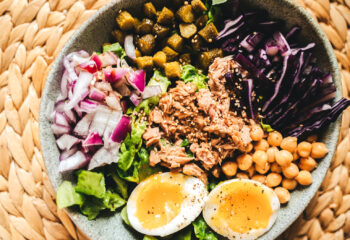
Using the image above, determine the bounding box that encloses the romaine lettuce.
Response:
[148,70,171,93]
[181,65,208,90]
[56,181,84,209]
[103,42,126,59]
[103,190,126,211]
[75,170,106,198]
[193,216,218,240]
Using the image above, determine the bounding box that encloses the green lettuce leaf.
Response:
[118,143,136,171]
[75,170,106,198]
[134,96,160,115]
[136,148,161,182]
[103,190,126,211]
[212,0,227,5]
[111,173,128,199]
[148,70,171,93]
[81,196,106,220]
[56,181,84,209]
[181,139,190,147]
[181,65,208,90]
[120,206,131,226]
[103,42,126,58]
[193,216,218,240]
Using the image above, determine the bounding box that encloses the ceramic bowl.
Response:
[39,0,342,239]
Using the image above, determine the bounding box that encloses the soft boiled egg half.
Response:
[127,172,208,237]
[203,179,280,240]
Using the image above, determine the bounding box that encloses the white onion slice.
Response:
[56,134,81,151]
[124,35,136,60]
[59,151,89,173]
[142,85,162,99]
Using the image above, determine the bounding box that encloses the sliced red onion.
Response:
[142,85,162,99]
[82,132,103,152]
[95,81,112,92]
[74,105,83,118]
[99,52,119,68]
[120,58,129,68]
[89,105,112,136]
[103,68,129,84]
[127,69,146,92]
[56,134,81,150]
[105,96,122,111]
[65,71,93,111]
[54,112,70,127]
[110,116,131,143]
[130,92,142,106]
[61,70,69,99]
[59,151,89,173]
[59,147,78,161]
[54,99,66,112]
[64,110,76,124]
[88,146,119,170]
[51,124,70,136]
[91,53,102,69]
[103,111,123,141]
[89,87,106,101]
[63,56,78,83]
[77,60,98,74]
[73,112,94,138]
[124,35,136,60]
[80,99,99,113]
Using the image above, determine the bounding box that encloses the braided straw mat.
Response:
[0,0,350,239]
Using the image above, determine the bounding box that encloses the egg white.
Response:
[203,179,280,240]
[127,172,208,237]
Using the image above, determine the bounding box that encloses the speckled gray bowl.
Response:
[39,0,342,239]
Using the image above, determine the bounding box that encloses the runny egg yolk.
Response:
[135,173,185,230]
[210,181,273,233]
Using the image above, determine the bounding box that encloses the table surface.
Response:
[0,0,349,239]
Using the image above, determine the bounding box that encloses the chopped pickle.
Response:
[153,23,170,39]
[116,11,135,31]
[162,46,179,61]
[157,7,174,25]
[153,51,167,68]
[179,23,197,39]
[177,5,195,23]
[136,56,153,71]
[167,33,184,52]
[144,2,157,19]
[191,0,207,13]
[165,61,182,78]
[138,34,156,55]
[198,22,219,43]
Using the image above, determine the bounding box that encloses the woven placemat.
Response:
[0,0,349,239]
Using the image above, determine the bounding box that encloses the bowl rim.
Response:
[39,0,342,239]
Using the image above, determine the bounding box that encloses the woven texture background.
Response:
[0,0,349,239]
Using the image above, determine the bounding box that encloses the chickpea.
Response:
[271,162,282,173]
[267,147,278,163]
[282,179,298,190]
[274,187,291,204]
[293,151,299,161]
[307,134,317,142]
[311,142,328,159]
[236,172,249,179]
[297,141,312,158]
[266,173,282,187]
[256,162,270,174]
[237,154,253,171]
[275,150,293,167]
[299,157,317,171]
[252,175,266,184]
[250,125,264,141]
[280,137,298,153]
[296,170,313,185]
[222,161,237,177]
[267,131,283,147]
[254,139,269,151]
[244,143,253,153]
[252,150,268,167]
[282,163,299,179]
[246,166,255,177]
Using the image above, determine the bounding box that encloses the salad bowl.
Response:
[39,0,342,239]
